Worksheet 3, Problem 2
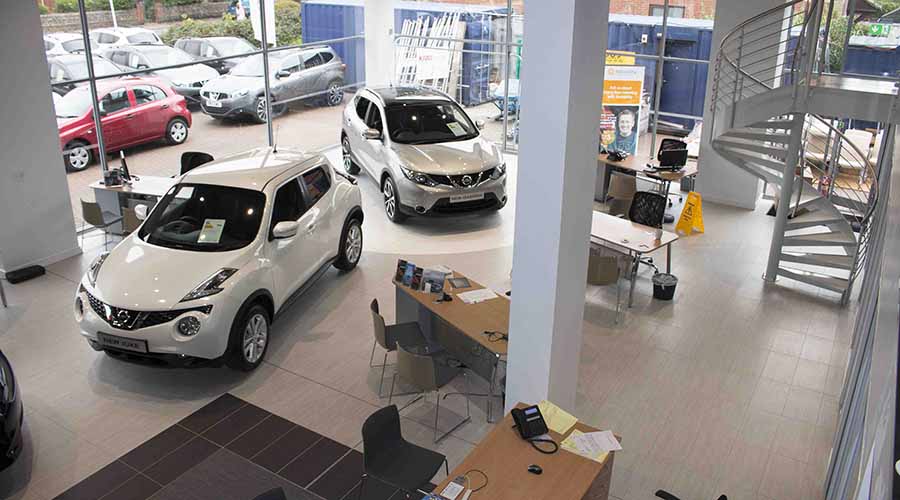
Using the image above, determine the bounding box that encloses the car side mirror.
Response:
[136,63,149,70]
[275,70,291,79]
[363,128,382,141]
[272,220,300,239]
[475,119,486,130]
[134,204,149,221]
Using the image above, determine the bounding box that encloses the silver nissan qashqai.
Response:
[341,86,507,222]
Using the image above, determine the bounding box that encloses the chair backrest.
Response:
[122,208,141,234]
[396,344,438,392]
[629,191,667,228]
[370,299,391,350]
[607,171,637,217]
[251,487,287,500]
[180,151,214,175]
[587,253,620,286]
[361,405,404,471]
[80,199,105,226]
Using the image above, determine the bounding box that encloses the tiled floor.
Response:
[0,153,853,500]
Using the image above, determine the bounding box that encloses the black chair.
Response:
[628,191,668,274]
[656,490,726,500]
[251,488,287,500]
[370,299,427,396]
[180,151,214,175]
[358,405,449,500]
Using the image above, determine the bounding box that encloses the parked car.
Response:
[341,86,507,222]
[0,351,23,471]
[44,32,98,56]
[101,45,219,105]
[174,36,256,75]
[74,147,364,371]
[56,77,192,172]
[48,54,124,94]
[89,27,163,47]
[199,46,345,123]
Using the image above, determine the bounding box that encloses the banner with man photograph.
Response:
[600,65,645,156]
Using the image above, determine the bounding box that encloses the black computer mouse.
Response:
[527,464,543,475]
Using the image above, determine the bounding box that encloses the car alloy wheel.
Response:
[67,146,90,171]
[168,121,187,143]
[256,97,268,122]
[242,312,268,364]
[345,222,362,265]
[341,137,354,173]
[327,82,343,106]
[383,179,396,219]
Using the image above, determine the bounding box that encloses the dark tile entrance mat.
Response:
[54,394,421,500]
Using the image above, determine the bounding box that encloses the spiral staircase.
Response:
[708,0,897,303]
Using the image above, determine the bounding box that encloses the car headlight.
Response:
[233,89,250,97]
[490,163,507,180]
[87,252,109,287]
[400,166,438,187]
[176,316,201,336]
[181,268,238,302]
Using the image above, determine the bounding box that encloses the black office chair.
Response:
[656,490,726,500]
[251,488,287,500]
[180,151,214,175]
[628,191,668,274]
[358,405,449,500]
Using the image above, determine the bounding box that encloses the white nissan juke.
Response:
[74,147,364,371]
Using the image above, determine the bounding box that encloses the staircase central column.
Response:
[764,116,806,281]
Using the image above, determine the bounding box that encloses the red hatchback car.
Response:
[56,77,192,172]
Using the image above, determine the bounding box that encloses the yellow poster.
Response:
[605,50,636,66]
[600,66,645,156]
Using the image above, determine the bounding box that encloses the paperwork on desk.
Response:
[561,430,622,463]
[537,400,578,435]
[456,288,498,304]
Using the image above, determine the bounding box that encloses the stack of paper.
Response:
[537,400,578,434]
[457,288,498,304]
[561,429,622,463]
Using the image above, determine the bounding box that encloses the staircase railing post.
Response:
[764,116,806,282]
[731,28,744,128]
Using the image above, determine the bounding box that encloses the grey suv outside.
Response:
[199,46,346,123]
[174,36,255,75]
[341,86,507,222]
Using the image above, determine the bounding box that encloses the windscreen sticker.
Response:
[446,122,466,136]
[198,219,226,244]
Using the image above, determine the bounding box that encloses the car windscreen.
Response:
[385,101,479,145]
[141,47,194,67]
[212,38,254,56]
[127,32,158,44]
[55,87,93,118]
[66,58,122,80]
[61,38,98,53]
[230,53,286,76]
[138,183,266,252]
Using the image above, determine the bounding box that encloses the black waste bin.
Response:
[652,273,678,300]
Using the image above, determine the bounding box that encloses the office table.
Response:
[596,133,699,203]
[434,404,616,500]
[90,176,176,234]
[395,272,508,422]
[591,211,678,307]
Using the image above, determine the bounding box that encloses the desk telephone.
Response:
[511,405,559,454]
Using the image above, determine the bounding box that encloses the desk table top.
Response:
[591,211,678,254]
[90,175,175,197]
[598,133,699,182]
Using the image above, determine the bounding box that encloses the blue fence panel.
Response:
[844,45,900,78]
[301,2,366,88]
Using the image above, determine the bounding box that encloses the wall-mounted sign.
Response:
[605,50,636,66]
[600,65,645,155]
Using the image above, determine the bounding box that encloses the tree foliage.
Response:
[161,0,301,47]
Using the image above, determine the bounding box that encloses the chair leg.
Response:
[433,390,440,443]
[378,352,388,397]
[388,373,397,406]
[357,474,367,500]
[615,279,621,324]
[369,341,377,367]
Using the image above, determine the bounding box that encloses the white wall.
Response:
[364,0,395,86]
[0,2,80,273]
[696,0,788,209]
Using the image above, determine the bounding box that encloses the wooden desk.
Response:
[395,271,509,421]
[90,176,176,234]
[435,405,616,500]
[596,133,699,202]
[591,211,678,307]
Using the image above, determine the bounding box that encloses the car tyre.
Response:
[382,175,407,223]
[225,303,270,371]
[341,135,360,175]
[63,141,92,172]
[165,118,189,145]
[324,79,344,107]
[334,216,363,271]
[253,96,269,124]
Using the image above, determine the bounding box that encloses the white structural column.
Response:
[364,0,395,87]
[696,0,788,209]
[0,2,80,274]
[505,0,608,413]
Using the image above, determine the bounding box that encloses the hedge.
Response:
[55,0,136,13]
[161,1,301,47]
[163,0,202,5]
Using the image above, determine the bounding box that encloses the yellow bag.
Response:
[676,191,705,236]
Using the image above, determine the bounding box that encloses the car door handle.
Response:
[160,104,169,109]
[306,223,316,234]
[125,113,135,119]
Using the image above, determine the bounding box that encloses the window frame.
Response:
[300,166,332,208]
[268,176,308,239]
[98,87,132,114]
[132,84,167,105]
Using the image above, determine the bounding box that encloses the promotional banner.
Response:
[250,0,276,46]
[600,65,645,155]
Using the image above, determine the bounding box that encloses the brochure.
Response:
[422,269,447,294]
[394,259,408,282]
[402,262,415,286]
[410,267,424,290]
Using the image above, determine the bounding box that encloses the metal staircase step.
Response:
[779,252,854,270]
[777,266,850,293]
[713,147,782,184]
[785,208,847,229]
[782,231,857,247]
[830,195,868,214]
[713,138,789,159]
[715,148,786,172]
[747,119,796,129]
[720,130,792,144]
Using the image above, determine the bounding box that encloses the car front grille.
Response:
[431,168,496,189]
[201,90,230,100]
[192,80,209,88]
[85,291,211,331]
[430,193,502,214]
